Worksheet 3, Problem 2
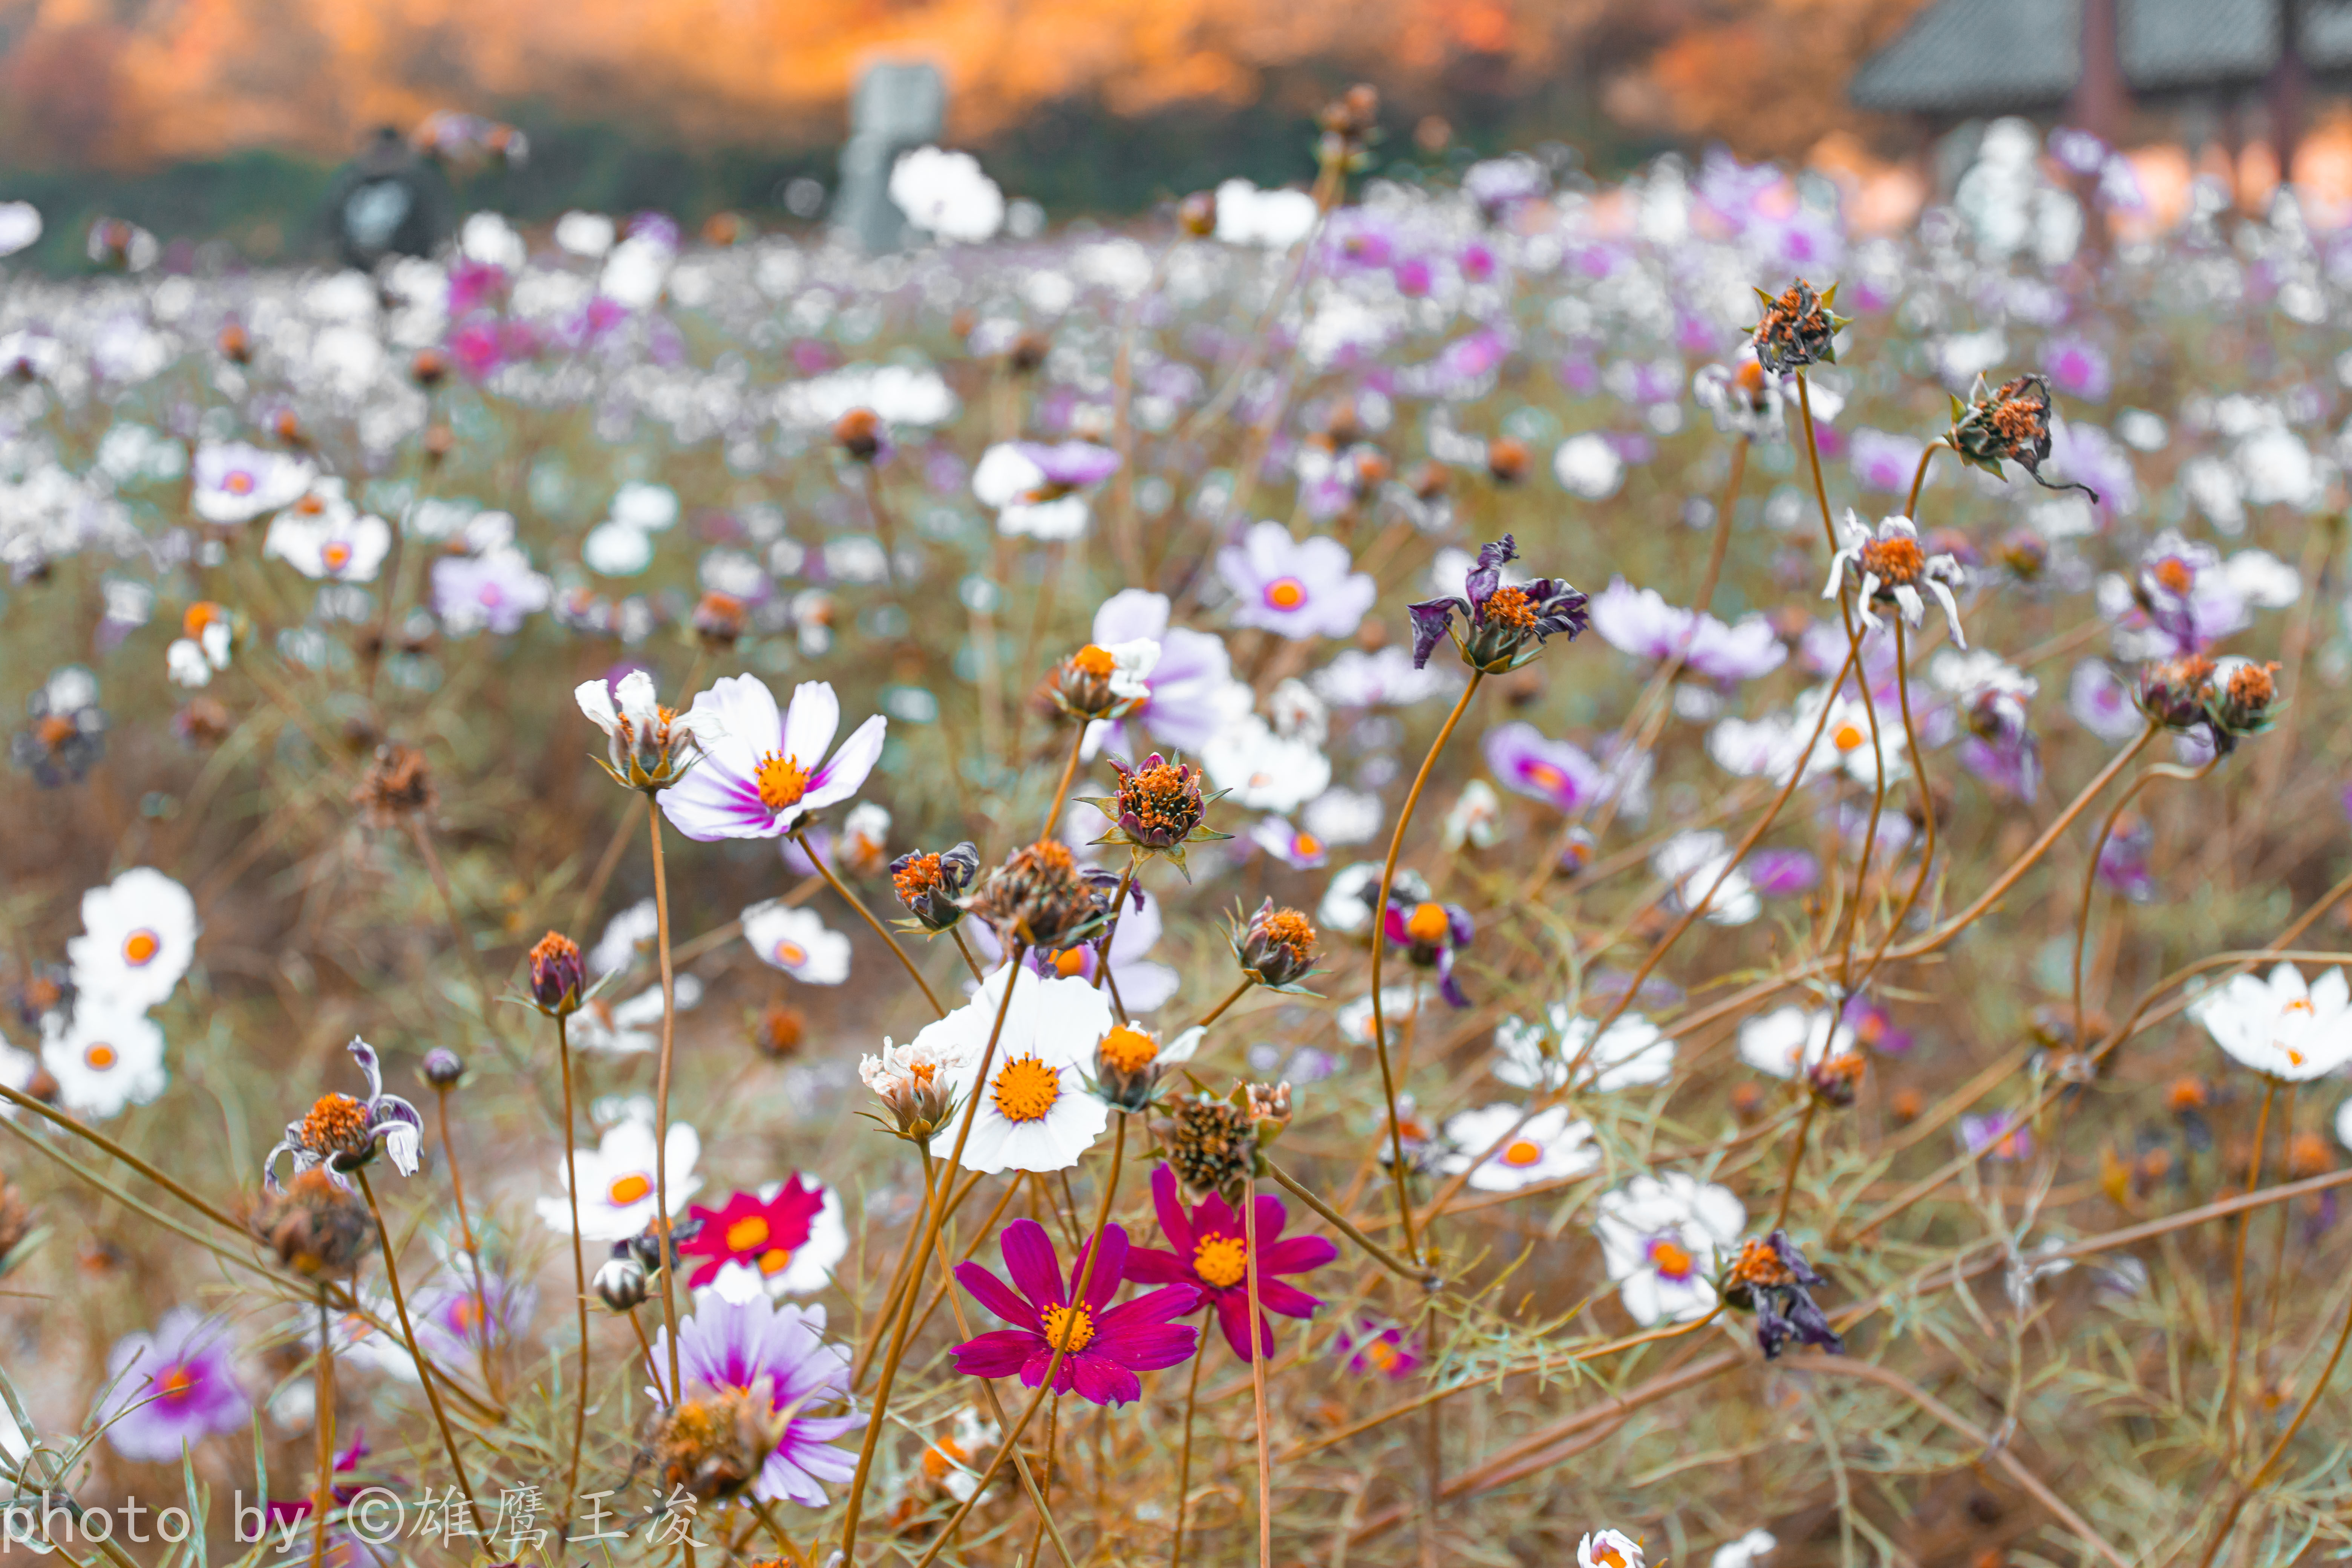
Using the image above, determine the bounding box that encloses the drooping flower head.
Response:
[1125,1163,1337,1361]
[1719,1230,1842,1359]
[659,676,886,839]
[1823,513,1968,647]
[263,1039,424,1192]
[577,669,718,793]
[1747,278,1847,375]
[889,842,980,932]
[1946,372,2098,499]
[646,1296,864,1507]
[250,1168,378,1279]
[950,1218,1200,1405]
[1407,536,1589,672]
[1382,898,1475,1008]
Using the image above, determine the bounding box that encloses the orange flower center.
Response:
[758,1246,796,1276]
[1857,536,1926,585]
[1293,832,1322,856]
[1363,1339,1399,1370]
[1648,1239,1695,1280]
[224,471,256,496]
[1524,762,1566,793]
[893,853,945,901]
[84,1042,118,1071]
[35,715,75,747]
[1053,948,1091,978]
[159,1365,196,1401]
[607,1173,652,1206]
[772,940,809,968]
[755,753,811,813]
[1404,903,1451,943]
[1070,644,1117,677]
[1194,1235,1249,1288]
[726,1215,772,1254]
[302,1093,371,1153]
[1098,1025,1158,1074]
[1832,722,1866,753]
[2153,557,2194,595]
[322,541,352,571]
[1482,584,1538,629]
[1040,1303,1094,1352]
[122,930,161,966]
[184,602,226,637]
[1264,577,1308,611]
[991,1055,1062,1122]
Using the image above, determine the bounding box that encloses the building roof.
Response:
[1851,0,2352,113]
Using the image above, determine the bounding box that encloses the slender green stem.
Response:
[1367,670,1484,1266]
[355,1169,477,1512]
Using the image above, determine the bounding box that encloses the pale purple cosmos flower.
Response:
[952,1219,1200,1405]
[1084,591,1253,756]
[415,1271,539,1364]
[1747,848,1820,897]
[1961,1114,2033,1162]
[1217,522,1377,640]
[2069,659,2144,741]
[1309,646,1456,708]
[432,546,552,635]
[1334,1316,1423,1380]
[2096,817,2158,902]
[1482,723,1602,813]
[973,441,1119,539]
[660,677,886,842]
[98,1309,251,1461]
[1848,429,1927,496]
[2045,335,2111,402]
[1587,579,1787,684]
[1841,994,1913,1053]
[647,1296,864,1508]
[2047,419,2138,513]
[1249,816,1329,869]
[190,442,314,525]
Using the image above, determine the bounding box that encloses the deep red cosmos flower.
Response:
[1124,1163,1338,1361]
[677,1176,826,1289]
[951,1218,1199,1406]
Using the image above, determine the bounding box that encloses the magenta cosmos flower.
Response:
[1217,521,1378,640]
[660,676,887,841]
[648,1296,864,1507]
[1125,1164,1337,1361]
[1482,722,1602,813]
[98,1309,251,1461]
[951,1218,1199,1405]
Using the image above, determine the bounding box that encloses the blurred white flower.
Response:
[890,148,1006,243]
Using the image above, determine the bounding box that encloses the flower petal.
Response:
[1000,1219,1066,1309]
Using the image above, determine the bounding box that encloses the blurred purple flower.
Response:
[1217,522,1376,640]
[1850,428,1928,496]
[2044,336,2111,402]
[98,1309,251,1461]
[1482,723,1601,813]
[1747,848,1820,898]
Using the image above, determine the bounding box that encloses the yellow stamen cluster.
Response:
[1856,535,1926,586]
[1481,585,1539,629]
[991,1055,1063,1122]
[1039,1303,1095,1352]
[1097,1025,1159,1075]
[755,752,812,812]
[1193,1234,1249,1288]
[301,1093,372,1156]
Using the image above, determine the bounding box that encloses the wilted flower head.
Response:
[1948,372,2097,499]
[1234,900,1319,990]
[2133,653,2216,734]
[961,840,1103,951]
[1407,535,1589,672]
[577,670,716,792]
[692,591,747,646]
[1720,1230,1842,1359]
[528,931,588,1017]
[250,1167,378,1279]
[2205,656,2282,750]
[1159,1091,1261,1202]
[352,742,435,827]
[1823,512,1968,647]
[1048,641,1156,721]
[263,1039,424,1191]
[1748,278,1847,374]
[890,842,980,931]
[1317,83,1380,169]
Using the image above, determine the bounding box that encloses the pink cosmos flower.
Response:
[1124,1164,1337,1361]
[951,1219,1199,1405]
[660,676,887,842]
[1217,521,1377,640]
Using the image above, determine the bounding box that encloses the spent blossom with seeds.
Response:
[1407,534,1589,672]
[1822,512,1968,646]
[577,669,720,792]
[263,1038,424,1191]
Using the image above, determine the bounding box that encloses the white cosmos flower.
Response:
[1438,1104,1601,1192]
[265,507,392,582]
[1711,1531,1778,1568]
[167,623,232,687]
[2336,1093,2352,1154]
[890,148,1006,243]
[1493,1008,1674,1093]
[1709,685,1904,789]
[1652,829,1760,926]
[1738,1005,1854,1079]
[1593,1173,1746,1326]
[568,976,705,1055]
[2189,963,2352,1081]
[536,1118,702,1240]
[308,1295,423,1381]
[589,898,659,976]
[1337,985,1425,1046]
[922,965,1111,1175]
[40,1003,167,1119]
[700,1182,851,1302]
[191,443,314,525]
[1202,716,1332,812]
[1577,1528,1646,1568]
[67,867,198,1011]
[744,902,852,985]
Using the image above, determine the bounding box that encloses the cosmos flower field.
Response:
[2,103,2351,1567]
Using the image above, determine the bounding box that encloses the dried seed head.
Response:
[962,840,1099,950]
[1749,279,1845,375]
[252,1168,378,1279]
[353,743,436,826]
[1162,1092,1258,1202]
[1234,900,1319,989]
[832,407,884,461]
[649,1380,787,1502]
[754,1003,806,1059]
[692,591,747,646]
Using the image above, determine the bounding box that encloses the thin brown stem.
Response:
[647,796,682,1400]
[1191,978,1256,1032]
[1244,1171,1274,1568]
[310,1289,333,1568]
[556,1012,591,1526]
[1368,670,1484,1265]
[1043,722,1089,841]
[355,1169,477,1512]
[432,1084,498,1398]
[2222,1079,2277,1442]
[1168,1336,1207,1568]
[1772,1098,1819,1232]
